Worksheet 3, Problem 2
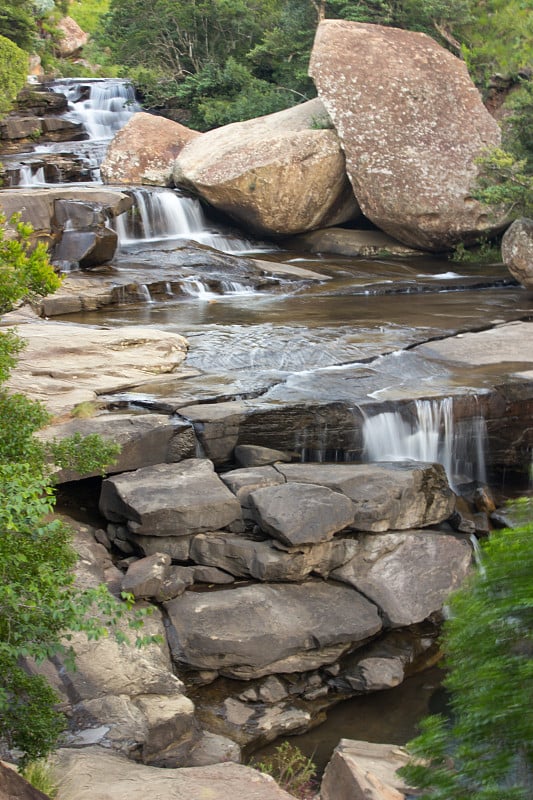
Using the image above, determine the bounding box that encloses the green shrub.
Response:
[0,35,29,117]
[252,741,317,799]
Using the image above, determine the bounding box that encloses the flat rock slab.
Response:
[416,321,533,370]
[276,461,455,531]
[99,458,242,537]
[164,581,381,673]
[53,746,296,800]
[331,530,473,627]
[249,481,355,545]
[321,739,414,800]
[4,321,188,415]
[284,227,423,257]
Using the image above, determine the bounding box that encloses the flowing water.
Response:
[7,78,533,767]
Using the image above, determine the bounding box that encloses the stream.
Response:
[4,78,532,768]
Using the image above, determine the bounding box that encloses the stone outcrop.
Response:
[309,20,506,251]
[52,747,295,800]
[100,459,243,538]
[164,581,382,677]
[101,112,200,186]
[275,462,455,531]
[173,98,360,236]
[501,217,533,289]
[52,198,118,268]
[55,16,88,57]
[320,740,415,800]
[331,530,473,627]
[284,227,423,257]
[4,321,188,415]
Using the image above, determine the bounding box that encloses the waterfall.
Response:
[50,78,141,140]
[18,165,46,186]
[114,187,266,254]
[362,398,487,488]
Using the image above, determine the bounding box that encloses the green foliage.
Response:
[252,741,317,799]
[21,759,58,799]
[400,507,533,799]
[0,212,62,314]
[0,2,36,51]
[0,36,29,118]
[69,0,110,35]
[50,432,120,476]
[450,238,501,263]
[473,147,533,219]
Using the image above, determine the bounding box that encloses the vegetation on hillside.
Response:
[399,503,533,799]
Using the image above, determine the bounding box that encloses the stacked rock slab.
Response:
[309,20,506,251]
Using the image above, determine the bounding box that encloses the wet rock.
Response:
[53,227,118,268]
[320,740,414,800]
[99,459,243,538]
[0,116,42,140]
[164,581,381,675]
[249,482,355,545]
[284,227,424,258]
[190,531,359,582]
[52,746,296,800]
[173,98,360,236]
[331,530,473,627]
[55,16,88,57]
[309,20,505,250]
[501,217,533,289]
[276,462,455,532]
[16,87,68,115]
[41,116,85,139]
[234,444,292,467]
[101,111,200,186]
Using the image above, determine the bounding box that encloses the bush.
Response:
[252,741,317,799]
[0,35,29,117]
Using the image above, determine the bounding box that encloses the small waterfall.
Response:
[50,78,141,140]
[115,187,270,254]
[362,397,487,488]
[181,279,218,301]
[18,165,46,186]
[136,284,153,303]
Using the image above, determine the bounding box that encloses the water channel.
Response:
[4,78,532,768]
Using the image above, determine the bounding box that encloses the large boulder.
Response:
[331,530,473,627]
[275,462,455,532]
[52,746,296,800]
[99,459,243,537]
[164,581,382,677]
[309,20,506,251]
[173,98,360,236]
[55,16,88,57]
[101,112,200,186]
[501,217,533,289]
[320,740,414,800]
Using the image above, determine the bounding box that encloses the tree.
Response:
[400,503,533,799]
[0,36,29,118]
[0,215,134,765]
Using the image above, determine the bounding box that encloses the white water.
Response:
[18,165,46,186]
[51,78,141,140]
[362,397,487,487]
[114,187,266,254]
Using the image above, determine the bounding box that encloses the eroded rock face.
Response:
[101,112,200,186]
[309,20,505,251]
[173,98,360,236]
[164,581,382,676]
[501,217,533,289]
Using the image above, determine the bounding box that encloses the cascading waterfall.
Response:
[114,187,266,254]
[50,78,141,140]
[362,397,487,488]
[18,165,46,186]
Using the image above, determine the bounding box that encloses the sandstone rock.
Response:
[40,414,195,481]
[121,553,172,599]
[220,465,286,518]
[284,227,423,257]
[309,20,505,250]
[16,87,68,115]
[276,462,455,531]
[101,112,200,186]
[501,217,533,289]
[164,581,381,673]
[190,531,359,581]
[249,482,355,545]
[200,697,311,748]
[331,530,473,627]
[173,98,359,236]
[4,321,188,415]
[53,746,296,800]
[55,16,88,57]
[54,227,118,268]
[134,693,199,766]
[0,116,42,140]
[192,565,235,584]
[99,459,243,537]
[321,740,414,800]
[187,731,241,766]
[0,762,50,800]
[127,531,194,561]
[234,444,292,467]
